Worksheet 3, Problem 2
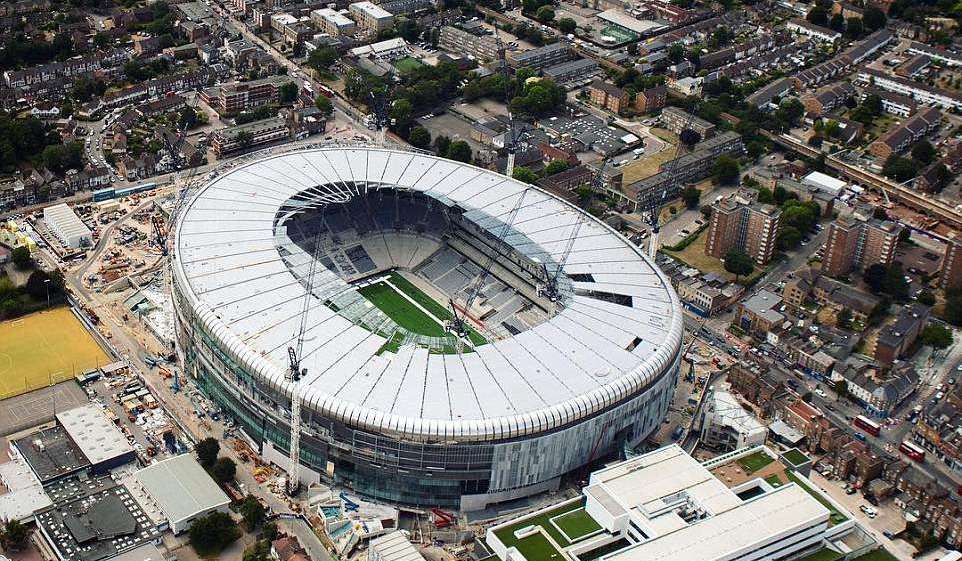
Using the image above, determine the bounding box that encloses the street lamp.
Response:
[44,278,50,308]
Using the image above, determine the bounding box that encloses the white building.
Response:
[133,454,231,534]
[42,203,91,248]
[858,68,962,111]
[802,171,846,197]
[57,404,136,472]
[349,37,409,60]
[787,19,842,43]
[311,7,356,37]
[348,1,393,33]
[0,459,52,523]
[369,531,427,561]
[699,389,768,451]
[486,445,860,561]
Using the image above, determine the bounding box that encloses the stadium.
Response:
[171,146,684,510]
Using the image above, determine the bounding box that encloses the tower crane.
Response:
[286,234,325,496]
[369,90,391,147]
[492,23,524,177]
[645,104,701,258]
[539,213,585,302]
[448,190,528,344]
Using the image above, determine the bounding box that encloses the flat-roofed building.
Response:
[211,117,290,157]
[822,206,902,277]
[438,26,498,61]
[506,42,571,71]
[941,233,962,292]
[369,531,427,561]
[311,7,356,36]
[661,106,715,138]
[699,389,768,451]
[133,454,231,534]
[56,404,136,473]
[43,203,91,248]
[705,189,780,265]
[486,445,854,561]
[348,1,393,33]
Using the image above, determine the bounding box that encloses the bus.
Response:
[900,440,926,463]
[853,415,881,437]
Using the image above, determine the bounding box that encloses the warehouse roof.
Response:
[42,203,91,241]
[369,531,426,561]
[134,454,230,528]
[56,404,135,467]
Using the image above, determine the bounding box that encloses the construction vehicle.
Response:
[431,508,456,529]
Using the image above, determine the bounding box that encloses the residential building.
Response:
[745,77,794,110]
[438,25,498,61]
[705,189,781,265]
[907,42,962,67]
[821,207,902,277]
[734,290,785,336]
[272,536,310,561]
[661,106,715,138]
[675,274,741,317]
[873,303,930,364]
[311,7,356,36]
[858,68,962,111]
[787,19,842,43]
[634,84,667,114]
[802,81,857,116]
[211,117,290,157]
[941,233,962,292]
[349,1,393,33]
[794,29,893,88]
[863,87,917,117]
[895,54,932,78]
[727,360,786,418]
[832,359,919,416]
[781,398,823,435]
[699,389,768,451]
[868,106,941,160]
[208,76,295,115]
[544,58,599,88]
[588,80,629,114]
[485,444,855,561]
[506,42,571,71]
[782,268,880,322]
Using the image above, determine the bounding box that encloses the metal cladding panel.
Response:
[173,147,683,443]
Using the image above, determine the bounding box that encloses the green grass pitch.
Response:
[357,280,447,337]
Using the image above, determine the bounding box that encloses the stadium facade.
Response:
[171,146,684,510]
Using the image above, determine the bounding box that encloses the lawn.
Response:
[388,272,487,346]
[621,147,677,184]
[395,56,425,74]
[357,279,447,337]
[785,470,847,525]
[551,508,601,542]
[0,307,110,400]
[737,451,775,474]
[662,229,771,285]
[765,474,784,487]
[782,448,810,467]
[493,500,587,560]
[794,548,843,561]
[850,549,898,561]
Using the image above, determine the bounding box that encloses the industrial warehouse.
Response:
[171,146,684,510]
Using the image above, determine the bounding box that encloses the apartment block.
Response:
[858,68,962,111]
[348,1,393,33]
[588,80,628,114]
[310,7,356,36]
[211,117,290,157]
[661,106,715,138]
[786,19,841,43]
[821,207,902,277]
[506,42,571,71]
[868,106,941,160]
[705,189,781,265]
[438,26,498,62]
[801,81,857,116]
[634,84,667,114]
[941,233,962,292]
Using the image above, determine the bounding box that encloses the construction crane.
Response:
[286,235,325,496]
[151,215,168,257]
[447,190,528,343]
[492,22,524,177]
[539,213,585,302]
[645,104,701,258]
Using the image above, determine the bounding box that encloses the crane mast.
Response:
[493,23,521,177]
[647,103,700,258]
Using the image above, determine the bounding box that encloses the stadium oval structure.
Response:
[172,146,683,509]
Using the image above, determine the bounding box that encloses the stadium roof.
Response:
[133,454,230,529]
[173,147,683,441]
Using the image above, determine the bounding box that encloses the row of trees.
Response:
[195,437,238,484]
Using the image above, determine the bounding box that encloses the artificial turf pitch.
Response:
[0,307,110,400]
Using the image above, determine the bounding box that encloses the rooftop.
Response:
[14,426,90,484]
[56,405,135,467]
[133,454,230,527]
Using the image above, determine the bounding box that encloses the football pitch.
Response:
[0,307,110,400]
[357,272,487,347]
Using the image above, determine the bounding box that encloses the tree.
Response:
[397,18,421,42]
[544,159,570,176]
[447,140,471,163]
[262,521,280,542]
[679,128,701,148]
[189,512,240,557]
[195,437,220,468]
[1,519,29,551]
[314,95,333,117]
[668,44,685,63]
[863,263,887,291]
[236,130,254,149]
[911,140,936,165]
[434,135,452,158]
[307,46,338,72]
[882,155,919,182]
[558,17,576,33]
[408,126,431,148]
[920,323,953,349]
[918,290,936,306]
[178,106,199,130]
[212,457,237,484]
[712,156,740,185]
[25,270,63,302]
[846,16,864,37]
[833,379,848,400]
[243,540,271,561]
[10,246,32,270]
[535,5,554,21]
[512,166,539,184]
[279,82,298,103]
[863,6,886,30]
[837,307,853,329]
[239,495,266,530]
[681,185,700,209]
[830,13,845,31]
[807,6,829,26]
[946,294,962,326]
[723,249,754,281]
[777,226,802,250]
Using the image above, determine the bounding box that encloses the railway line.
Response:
[763,131,962,229]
